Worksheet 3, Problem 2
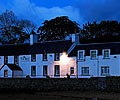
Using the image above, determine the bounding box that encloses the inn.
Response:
[0,32,120,78]
[0,33,78,78]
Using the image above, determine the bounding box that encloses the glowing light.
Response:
[60,52,70,64]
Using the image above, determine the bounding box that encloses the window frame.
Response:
[81,67,89,76]
[4,56,8,64]
[54,65,60,76]
[70,67,74,75]
[31,66,36,76]
[54,53,60,61]
[103,49,110,59]
[90,50,98,60]
[43,65,48,76]
[78,50,85,60]
[31,54,36,62]
[14,56,19,65]
[101,66,110,76]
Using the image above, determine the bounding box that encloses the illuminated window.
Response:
[90,50,98,60]
[103,49,110,59]
[4,70,8,77]
[54,53,60,61]
[43,65,48,76]
[54,65,60,76]
[70,67,74,75]
[31,54,36,62]
[31,66,36,76]
[78,50,85,60]
[81,67,89,75]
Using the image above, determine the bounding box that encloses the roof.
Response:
[69,42,120,57]
[0,40,73,56]
[1,64,22,71]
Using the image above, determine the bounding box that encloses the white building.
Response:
[0,33,78,78]
[69,42,120,78]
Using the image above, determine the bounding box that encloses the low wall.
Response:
[0,77,120,92]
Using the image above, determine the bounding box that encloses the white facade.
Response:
[77,49,120,78]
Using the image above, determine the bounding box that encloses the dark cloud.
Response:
[76,0,120,23]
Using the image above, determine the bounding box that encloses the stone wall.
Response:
[0,77,119,92]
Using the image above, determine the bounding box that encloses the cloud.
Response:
[77,0,120,23]
[0,0,81,27]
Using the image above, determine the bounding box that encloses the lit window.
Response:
[70,67,74,75]
[101,66,109,76]
[54,53,60,61]
[43,65,48,76]
[31,66,36,76]
[81,67,89,75]
[78,50,85,60]
[103,49,110,59]
[54,65,60,76]
[31,54,36,62]
[4,70,8,77]
[90,50,98,60]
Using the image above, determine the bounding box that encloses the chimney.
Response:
[30,30,38,45]
[71,33,80,44]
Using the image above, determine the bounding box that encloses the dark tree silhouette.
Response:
[37,16,80,41]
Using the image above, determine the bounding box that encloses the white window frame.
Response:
[81,67,89,75]
[54,65,60,76]
[43,65,48,76]
[103,49,110,59]
[70,67,74,75]
[90,50,98,60]
[101,66,110,76]
[78,50,85,60]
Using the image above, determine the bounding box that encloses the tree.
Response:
[37,16,80,41]
[0,10,36,44]
[81,20,120,43]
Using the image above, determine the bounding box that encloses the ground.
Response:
[0,91,119,100]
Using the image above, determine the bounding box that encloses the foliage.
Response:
[0,10,36,44]
[37,16,80,41]
[81,20,120,43]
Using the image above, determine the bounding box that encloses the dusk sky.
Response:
[0,0,120,28]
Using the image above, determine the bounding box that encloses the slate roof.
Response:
[0,40,73,56]
[69,42,120,57]
[1,64,22,71]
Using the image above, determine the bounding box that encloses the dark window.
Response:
[4,56,8,64]
[43,65,48,76]
[54,65,60,76]
[43,50,47,61]
[54,53,60,61]
[31,54,36,62]
[14,56,19,65]
[70,67,74,75]
[31,66,36,76]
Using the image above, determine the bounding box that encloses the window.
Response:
[54,53,60,61]
[54,65,60,76]
[103,49,110,59]
[31,66,36,76]
[4,70,8,77]
[78,50,85,60]
[4,56,8,64]
[43,65,48,76]
[70,67,74,75]
[81,67,89,75]
[31,54,36,62]
[14,56,19,64]
[101,66,109,76]
[90,50,98,60]
[43,50,47,61]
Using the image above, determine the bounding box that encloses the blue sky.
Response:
[0,0,120,28]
